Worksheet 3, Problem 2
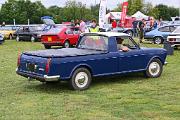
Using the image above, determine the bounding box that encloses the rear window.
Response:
[158,27,170,32]
[47,26,64,34]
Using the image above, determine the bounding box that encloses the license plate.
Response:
[48,37,52,42]
[26,63,36,72]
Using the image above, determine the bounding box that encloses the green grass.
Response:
[0,40,180,120]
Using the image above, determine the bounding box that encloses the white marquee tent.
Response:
[132,11,149,20]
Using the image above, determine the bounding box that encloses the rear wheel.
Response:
[16,36,20,42]
[44,45,51,49]
[154,37,163,44]
[63,40,70,48]
[144,58,163,78]
[69,68,92,90]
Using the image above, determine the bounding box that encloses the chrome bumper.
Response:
[164,61,168,65]
[16,68,60,82]
[44,75,60,81]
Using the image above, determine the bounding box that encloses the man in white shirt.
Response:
[79,19,86,33]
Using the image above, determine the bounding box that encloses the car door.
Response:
[117,37,147,72]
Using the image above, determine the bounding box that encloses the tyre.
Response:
[126,30,133,37]
[144,58,163,78]
[69,68,92,90]
[9,34,13,40]
[63,40,70,48]
[154,37,163,44]
[31,36,35,42]
[44,45,51,49]
[16,36,20,42]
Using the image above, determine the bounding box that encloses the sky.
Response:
[0,0,180,9]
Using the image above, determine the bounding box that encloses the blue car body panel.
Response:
[17,32,167,81]
[144,25,180,41]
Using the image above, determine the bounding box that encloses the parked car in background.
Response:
[111,27,134,37]
[0,33,4,44]
[167,26,180,49]
[41,26,80,49]
[14,25,50,42]
[17,32,167,90]
[0,25,18,39]
[144,24,180,44]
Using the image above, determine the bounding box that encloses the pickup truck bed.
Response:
[24,48,106,58]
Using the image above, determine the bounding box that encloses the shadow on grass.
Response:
[25,72,146,93]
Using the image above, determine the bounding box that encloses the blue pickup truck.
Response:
[16,32,167,90]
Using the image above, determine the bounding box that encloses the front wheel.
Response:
[144,58,163,78]
[31,36,35,42]
[126,30,133,37]
[69,68,92,90]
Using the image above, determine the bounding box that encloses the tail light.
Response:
[169,38,176,42]
[45,58,51,73]
[17,54,21,67]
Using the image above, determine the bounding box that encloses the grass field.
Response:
[0,40,180,120]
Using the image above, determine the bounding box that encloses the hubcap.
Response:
[16,36,19,41]
[65,42,69,48]
[75,72,88,88]
[149,62,160,76]
[155,38,161,44]
[31,37,35,42]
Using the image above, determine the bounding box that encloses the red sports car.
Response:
[41,26,80,49]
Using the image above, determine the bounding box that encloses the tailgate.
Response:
[18,54,48,76]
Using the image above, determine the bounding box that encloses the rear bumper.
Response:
[16,69,60,82]
[42,41,63,46]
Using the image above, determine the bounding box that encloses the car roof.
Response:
[82,32,129,37]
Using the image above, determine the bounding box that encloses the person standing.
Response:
[112,20,117,29]
[79,19,86,33]
[137,19,145,43]
[89,20,99,32]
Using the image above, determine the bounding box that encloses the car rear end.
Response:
[41,26,66,46]
[16,53,60,82]
[167,35,180,47]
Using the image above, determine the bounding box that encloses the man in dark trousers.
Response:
[137,19,145,43]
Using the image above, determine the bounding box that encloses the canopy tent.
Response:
[105,12,134,28]
[132,11,149,20]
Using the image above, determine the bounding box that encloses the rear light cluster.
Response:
[169,38,176,42]
[45,58,51,74]
[17,54,21,67]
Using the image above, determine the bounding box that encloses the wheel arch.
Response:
[70,64,93,79]
[145,56,164,70]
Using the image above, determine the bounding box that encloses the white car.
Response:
[167,26,180,48]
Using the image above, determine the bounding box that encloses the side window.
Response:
[116,37,137,52]
[158,27,170,32]
[18,27,24,32]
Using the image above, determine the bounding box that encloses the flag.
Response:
[120,1,128,27]
[99,0,107,28]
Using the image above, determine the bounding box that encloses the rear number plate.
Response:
[26,63,36,72]
[48,37,52,42]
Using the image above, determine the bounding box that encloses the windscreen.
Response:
[78,35,108,51]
